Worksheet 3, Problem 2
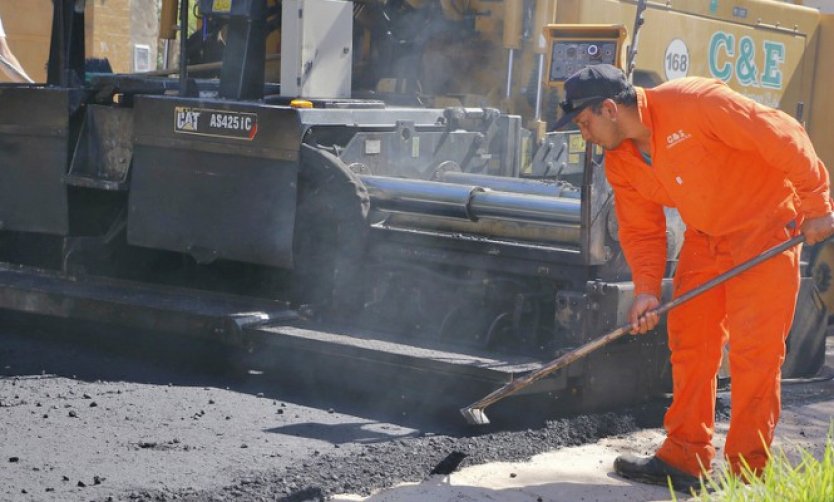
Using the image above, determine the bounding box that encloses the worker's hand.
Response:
[801,212,834,245]
[628,293,660,335]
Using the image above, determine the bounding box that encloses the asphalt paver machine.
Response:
[0,0,825,419]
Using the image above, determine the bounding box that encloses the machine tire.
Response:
[293,144,370,316]
[782,280,828,378]
[808,240,834,318]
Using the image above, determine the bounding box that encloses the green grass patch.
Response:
[671,429,834,501]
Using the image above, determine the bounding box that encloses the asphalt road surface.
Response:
[1,315,831,502]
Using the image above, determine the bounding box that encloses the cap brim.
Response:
[552,109,580,130]
[552,97,607,130]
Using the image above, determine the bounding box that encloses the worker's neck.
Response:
[619,106,651,154]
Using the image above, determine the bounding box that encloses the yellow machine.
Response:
[348,0,834,311]
[351,0,833,163]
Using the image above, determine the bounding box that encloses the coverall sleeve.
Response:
[606,156,668,299]
[698,82,832,218]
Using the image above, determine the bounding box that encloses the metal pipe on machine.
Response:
[503,0,523,99]
[532,0,557,122]
[360,175,484,220]
[360,175,581,225]
[178,0,189,96]
[385,214,582,244]
[159,0,179,70]
[469,190,580,224]
[438,172,580,198]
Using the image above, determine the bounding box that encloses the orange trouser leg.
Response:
[656,231,727,476]
[656,229,801,477]
[723,239,800,476]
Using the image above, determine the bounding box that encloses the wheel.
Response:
[293,145,370,316]
[782,279,828,378]
[808,240,834,317]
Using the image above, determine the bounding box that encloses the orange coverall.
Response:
[605,77,831,476]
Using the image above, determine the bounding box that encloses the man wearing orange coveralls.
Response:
[553,64,834,491]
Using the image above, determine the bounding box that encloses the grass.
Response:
[671,428,834,502]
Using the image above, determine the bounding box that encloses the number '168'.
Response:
[666,53,688,72]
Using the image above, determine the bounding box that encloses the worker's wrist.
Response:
[799,194,834,220]
[633,282,662,300]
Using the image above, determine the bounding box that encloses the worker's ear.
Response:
[601,99,618,120]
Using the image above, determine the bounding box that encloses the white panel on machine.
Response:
[280,0,353,98]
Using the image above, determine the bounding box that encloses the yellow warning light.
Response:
[290,99,314,109]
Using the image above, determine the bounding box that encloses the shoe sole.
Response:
[614,468,701,494]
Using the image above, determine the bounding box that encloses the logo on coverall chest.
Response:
[666,129,692,149]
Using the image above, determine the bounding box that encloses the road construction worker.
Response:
[553,64,834,491]
[0,15,33,83]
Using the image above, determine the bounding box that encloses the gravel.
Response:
[157,412,642,502]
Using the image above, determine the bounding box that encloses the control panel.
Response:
[543,25,627,87]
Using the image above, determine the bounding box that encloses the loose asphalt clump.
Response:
[130,411,640,502]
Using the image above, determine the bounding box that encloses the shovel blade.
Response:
[460,406,490,425]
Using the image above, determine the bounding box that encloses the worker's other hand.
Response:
[628,293,660,335]
[801,212,834,245]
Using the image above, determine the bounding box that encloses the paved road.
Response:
[1,317,831,502]
[0,325,373,500]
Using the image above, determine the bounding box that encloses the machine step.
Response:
[248,323,545,387]
[0,263,297,338]
[0,263,557,401]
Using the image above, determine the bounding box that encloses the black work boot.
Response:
[614,454,703,494]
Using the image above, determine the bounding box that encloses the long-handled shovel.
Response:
[460,234,805,425]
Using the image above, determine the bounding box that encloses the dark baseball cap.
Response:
[552,64,630,130]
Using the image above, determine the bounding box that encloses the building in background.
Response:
[85,0,161,74]
[0,0,160,82]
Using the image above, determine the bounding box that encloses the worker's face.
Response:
[573,99,624,150]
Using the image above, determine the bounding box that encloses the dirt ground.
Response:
[1,320,832,502]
